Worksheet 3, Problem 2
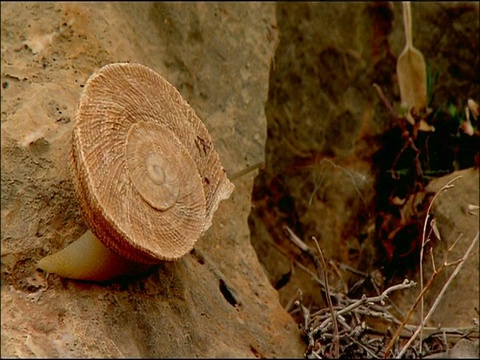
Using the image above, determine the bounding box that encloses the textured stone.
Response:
[249,2,479,314]
[1,3,304,357]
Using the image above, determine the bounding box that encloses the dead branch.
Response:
[397,231,479,358]
[418,175,463,353]
[313,236,340,358]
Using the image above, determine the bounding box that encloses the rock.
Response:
[424,339,480,359]
[3,2,478,357]
[1,3,304,357]
[250,2,384,312]
[391,168,479,328]
[249,1,479,314]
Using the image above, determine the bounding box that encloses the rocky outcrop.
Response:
[1,3,304,357]
[249,2,479,313]
[2,2,478,357]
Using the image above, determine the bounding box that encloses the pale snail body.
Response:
[38,63,234,281]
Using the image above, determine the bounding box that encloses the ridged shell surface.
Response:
[72,63,234,263]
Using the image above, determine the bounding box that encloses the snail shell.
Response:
[38,63,234,281]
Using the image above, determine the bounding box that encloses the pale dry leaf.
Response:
[397,2,432,133]
[467,99,479,118]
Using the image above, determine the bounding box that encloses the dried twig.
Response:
[285,226,326,288]
[286,226,420,358]
[313,236,340,358]
[397,231,479,358]
[346,333,380,359]
[373,83,401,121]
[383,233,465,356]
[403,324,479,338]
[418,175,463,353]
[285,289,302,313]
[285,224,477,358]
[310,281,416,341]
[383,259,448,356]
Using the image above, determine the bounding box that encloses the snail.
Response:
[37,63,234,282]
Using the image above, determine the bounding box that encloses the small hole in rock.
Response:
[219,279,237,307]
[250,346,264,358]
[190,248,205,265]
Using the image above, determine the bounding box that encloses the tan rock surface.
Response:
[1,2,304,357]
[2,2,479,357]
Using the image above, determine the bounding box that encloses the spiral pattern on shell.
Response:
[71,63,234,263]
